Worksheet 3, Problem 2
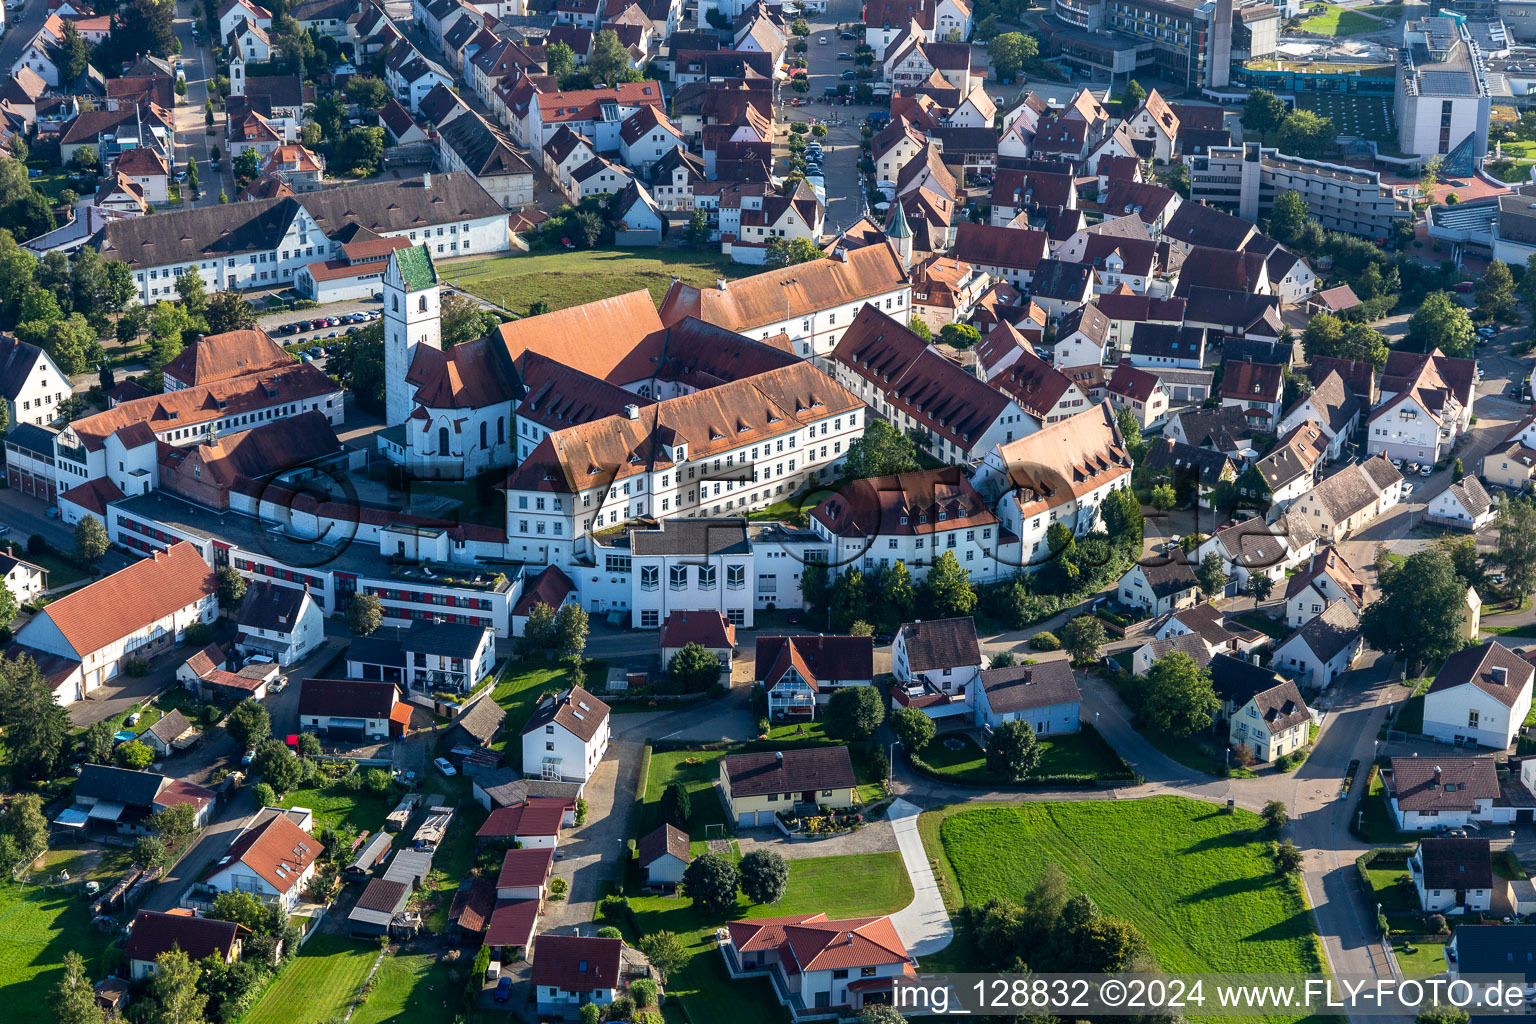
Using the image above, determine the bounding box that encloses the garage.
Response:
[739,812,755,828]
[324,718,366,740]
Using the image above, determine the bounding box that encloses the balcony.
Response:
[388,563,510,593]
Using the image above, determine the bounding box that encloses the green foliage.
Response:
[636,931,686,983]
[205,290,258,335]
[667,643,722,693]
[1241,88,1286,136]
[925,549,977,618]
[939,323,981,349]
[660,781,692,829]
[251,782,276,808]
[825,684,885,741]
[83,720,115,765]
[1262,800,1289,833]
[682,854,740,915]
[1141,651,1219,737]
[1028,631,1061,651]
[1150,483,1177,512]
[1361,549,1469,671]
[253,739,302,793]
[891,705,936,752]
[226,699,271,750]
[115,739,154,770]
[346,593,383,636]
[1197,552,1230,597]
[0,655,73,780]
[738,848,790,905]
[216,564,248,608]
[132,834,167,869]
[1496,493,1536,599]
[1406,291,1476,357]
[1059,615,1107,665]
[764,237,825,268]
[1271,839,1304,875]
[907,316,932,341]
[52,951,103,1024]
[1278,109,1336,158]
[1120,79,1147,108]
[1301,311,1389,367]
[986,720,1040,782]
[987,32,1038,81]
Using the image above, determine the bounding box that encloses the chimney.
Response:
[775,751,783,764]
[716,277,728,290]
[422,171,432,189]
[1491,666,1508,685]
[625,404,640,420]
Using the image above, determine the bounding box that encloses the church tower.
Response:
[229,39,246,98]
[383,243,442,427]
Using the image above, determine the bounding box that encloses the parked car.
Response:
[494,977,512,1003]
[818,35,827,43]
[1452,281,1474,293]
[1419,463,1432,477]
[840,70,856,79]
[433,756,457,777]
[836,51,854,60]
[840,29,856,39]
[1476,326,1497,338]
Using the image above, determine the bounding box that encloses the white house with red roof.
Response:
[12,542,217,703]
[521,685,611,784]
[201,810,318,912]
[757,635,874,720]
[722,912,913,1014]
[218,0,272,39]
[658,610,736,668]
[476,796,575,849]
[532,934,626,1014]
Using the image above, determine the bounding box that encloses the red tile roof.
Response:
[496,846,555,889]
[476,797,571,839]
[213,812,316,894]
[658,610,735,650]
[485,898,540,948]
[35,542,214,657]
[532,934,623,991]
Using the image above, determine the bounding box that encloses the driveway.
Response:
[538,738,636,934]
[886,799,953,957]
[735,818,897,860]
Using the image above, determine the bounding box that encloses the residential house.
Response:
[201,810,318,912]
[613,181,664,240]
[495,846,555,901]
[951,223,1051,291]
[1027,259,1095,321]
[12,542,217,704]
[298,679,410,741]
[1367,348,1477,464]
[722,912,912,1012]
[1291,455,1406,540]
[618,105,684,173]
[1426,477,1496,532]
[1284,547,1368,629]
[436,113,534,209]
[1143,437,1237,510]
[138,710,196,758]
[720,747,858,827]
[1384,757,1503,831]
[532,934,625,1016]
[973,659,1081,734]
[114,148,171,205]
[476,796,572,849]
[1445,924,1536,996]
[1423,640,1534,750]
[988,350,1091,427]
[344,621,497,693]
[1117,558,1200,616]
[1106,361,1171,430]
[1196,507,1318,589]
[0,552,47,605]
[637,823,691,887]
[63,764,214,836]
[1275,371,1361,461]
[758,635,875,720]
[1410,838,1494,913]
[1220,360,1285,429]
[1271,601,1362,687]
[0,336,70,429]
[658,611,736,669]
[234,581,323,667]
[890,617,983,721]
[1228,679,1311,763]
[1050,303,1111,370]
[1126,323,1208,371]
[1480,407,1536,492]
[125,911,242,980]
[522,686,612,783]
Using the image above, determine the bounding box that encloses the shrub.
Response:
[597,926,622,939]
[125,657,150,676]
[1028,631,1061,651]
[252,782,276,807]
[549,877,569,900]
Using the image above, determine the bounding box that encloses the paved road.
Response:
[171,0,233,205]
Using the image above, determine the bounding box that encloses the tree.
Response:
[225,699,270,750]
[1197,552,1230,597]
[145,948,207,1024]
[554,603,589,662]
[1059,615,1107,665]
[1277,109,1335,158]
[132,834,167,869]
[59,21,92,85]
[1103,483,1145,549]
[764,237,825,268]
[842,419,919,478]
[636,931,686,983]
[831,567,868,631]
[218,190,228,204]
[150,802,198,856]
[987,32,1036,82]
[738,848,789,905]
[0,658,72,781]
[346,593,383,635]
[825,684,884,741]
[1475,259,1517,321]
[0,585,15,633]
[205,290,257,334]
[0,792,49,866]
[682,853,740,915]
[347,74,390,110]
[1262,800,1289,833]
[1241,88,1285,137]
[799,562,830,612]
[1150,482,1177,512]
[1496,494,1536,598]
[547,41,576,83]
[659,782,692,829]
[986,719,1040,781]
[1417,155,1444,200]
[860,1007,907,1024]
[939,323,981,349]
[73,514,109,564]
[439,292,498,349]
[925,549,977,617]
[336,126,385,176]
[1406,291,1476,357]
[1271,839,1304,875]
[83,719,115,765]
[216,564,247,609]
[1120,79,1147,109]
[667,643,722,693]
[252,739,302,793]
[176,269,208,318]
[115,739,154,769]
[579,1004,601,1024]
[588,29,631,87]
[1416,1010,1470,1024]
[874,561,917,631]
[186,157,199,195]
[52,951,103,1024]
[891,705,936,752]
[1141,651,1219,737]
[251,781,276,808]
[1246,572,1275,604]
[686,208,711,246]
[1360,549,1468,673]
[1267,190,1310,246]
[233,147,260,183]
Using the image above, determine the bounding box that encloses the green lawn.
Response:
[1362,860,1416,913]
[933,799,1322,1006]
[1143,727,1256,778]
[1392,678,1432,735]
[1357,772,1417,844]
[352,950,460,1024]
[915,731,1128,784]
[1236,612,1291,640]
[640,749,730,840]
[422,801,487,933]
[442,248,751,317]
[1297,3,1399,35]
[244,935,379,1024]
[21,550,94,589]
[0,879,118,1024]
[489,660,580,765]
[617,852,913,1024]
[278,782,396,835]
[1393,938,1447,978]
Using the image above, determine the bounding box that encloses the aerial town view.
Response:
[3,0,1536,1018]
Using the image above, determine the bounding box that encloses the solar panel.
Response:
[1417,70,1477,93]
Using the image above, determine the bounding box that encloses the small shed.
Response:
[347,878,410,937]
[637,823,691,887]
[346,831,393,879]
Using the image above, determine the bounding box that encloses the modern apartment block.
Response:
[1046,0,1279,91]
[1395,16,1492,162]
[1187,143,1411,239]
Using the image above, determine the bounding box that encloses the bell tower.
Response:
[383,243,442,427]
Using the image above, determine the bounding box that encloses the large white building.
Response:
[521,686,611,783]
[1395,16,1493,164]
[0,337,70,430]
[1422,641,1534,750]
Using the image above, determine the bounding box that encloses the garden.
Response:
[0,872,119,1024]
[909,727,1134,787]
[920,798,1324,1010]
[603,851,913,1024]
[773,805,866,836]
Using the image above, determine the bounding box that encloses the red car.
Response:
[1452,281,1474,293]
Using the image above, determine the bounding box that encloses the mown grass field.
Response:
[441,248,752,316]
[617,852,913,1024]
[489,660,579,767]
[640,749,730,840]
[244,935,378,1024]
[1297,3,1400,35]
[915,731,1128,783]
[928,798,1322,1022]
[0,880,116,1024]
[352,949,460,1024]
[278,781,396,835]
